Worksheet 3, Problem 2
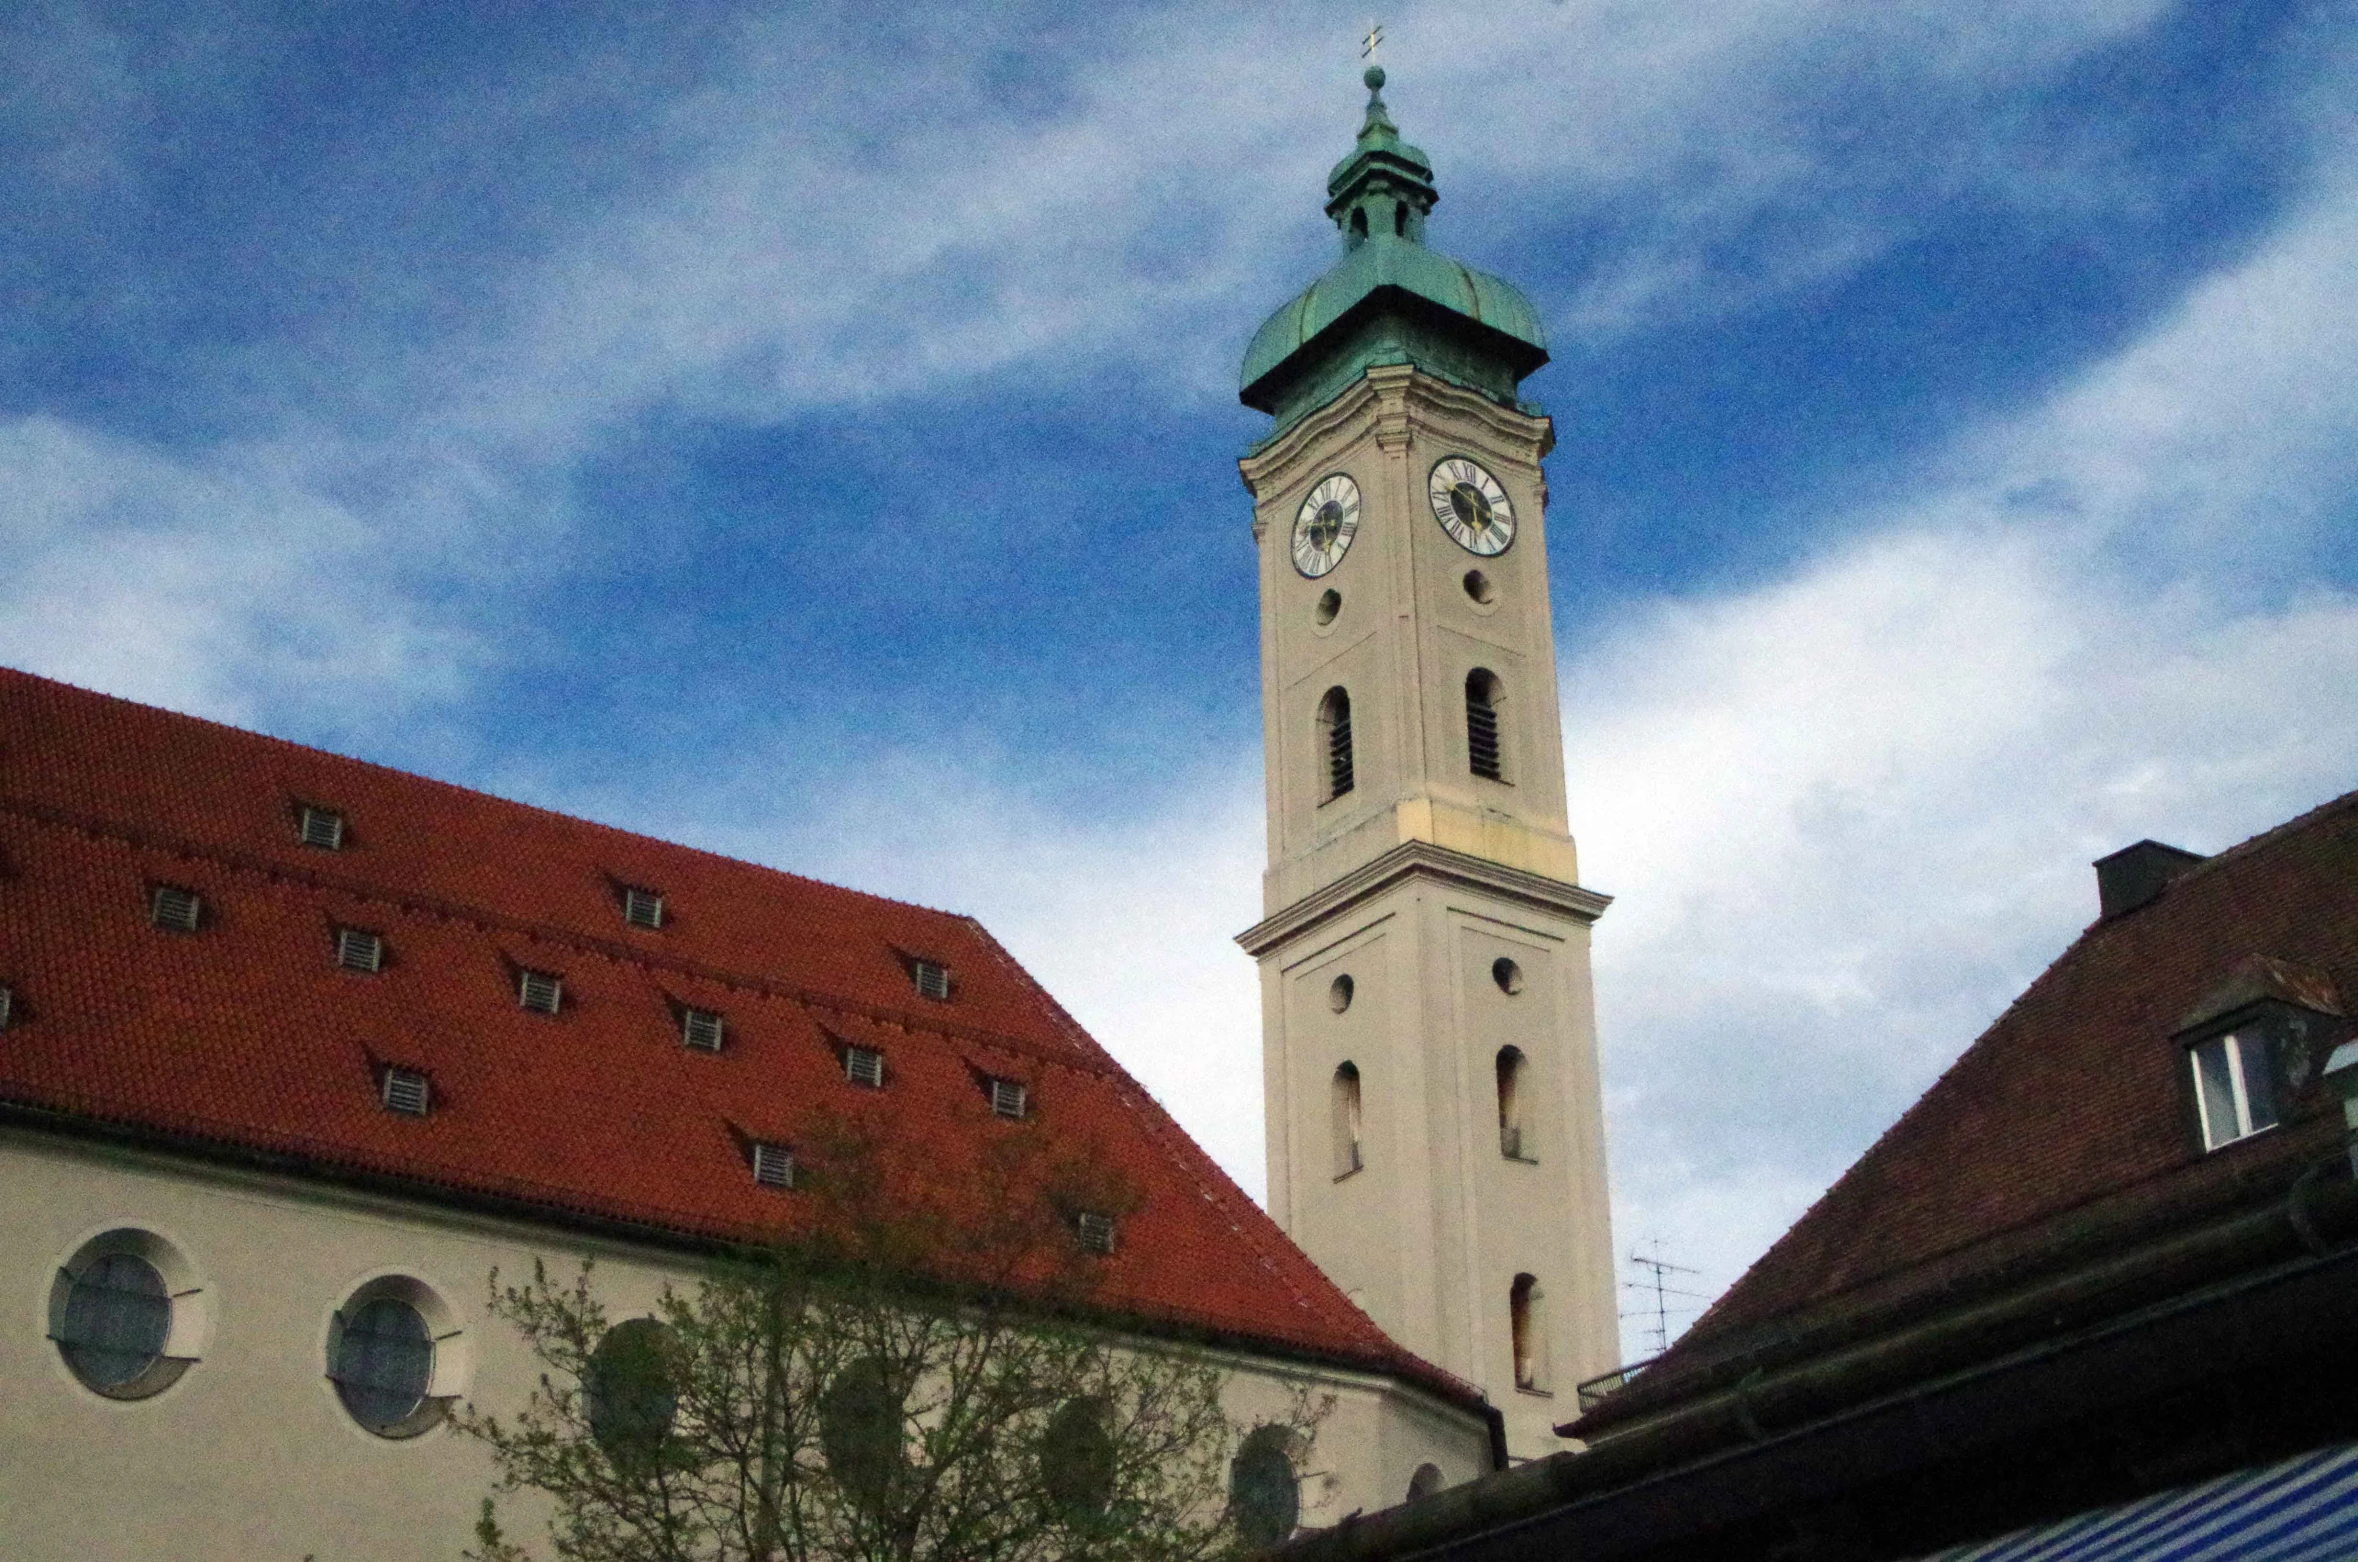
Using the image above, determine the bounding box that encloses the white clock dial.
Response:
[1291,473,1362,578]
[1428,457,1516,556]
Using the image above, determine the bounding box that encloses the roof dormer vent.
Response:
[2093,840,2205,919]
[298,805,346,851]
[912,959,952,1002]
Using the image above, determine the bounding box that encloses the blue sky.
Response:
[7,0,2357,1356]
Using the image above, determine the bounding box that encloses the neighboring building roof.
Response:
[0,665,1478,1409]
[1584,784,2358,1429]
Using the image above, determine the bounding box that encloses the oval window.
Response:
[588,1318,678,1466]
[1230,1425,1300,1546]
[57,1251,173,1394]
[1039,1396,1117,1524]
[332,1295,437,1435]
[822,1357,906,1507]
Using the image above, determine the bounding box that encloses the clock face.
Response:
[1291,473,1362,578]
[1428,457,1516,556]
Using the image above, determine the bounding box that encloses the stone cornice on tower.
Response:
[1236,838,1612,959]
[1240,366,1555,539]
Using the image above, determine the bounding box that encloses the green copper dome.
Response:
[1241,67,1548,434]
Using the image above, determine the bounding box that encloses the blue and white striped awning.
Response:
[1922,1443,2358,1562]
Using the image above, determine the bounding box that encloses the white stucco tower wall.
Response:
[1237,363,1618,1462]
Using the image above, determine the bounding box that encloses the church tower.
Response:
[1235,68,1617,1460]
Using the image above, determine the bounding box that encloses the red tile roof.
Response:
[0,666,1475,1407]
[1658,785,2358,1361]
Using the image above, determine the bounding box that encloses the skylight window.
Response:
[844,1046,886,1089]
[989,1078,1029,1120]
[681,1007,724,1052]
[150,885,202,934]
[912,960,952,1002]
[299,805,346,851]
[382,1067,430,1117]
[750,1141,795,1189]
[336,928,384,974]
[518,969,563,1015]
[622,887,664,930]
[1074,1212,1117,1255]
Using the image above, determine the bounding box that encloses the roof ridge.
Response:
[0,792,1105,1077]
[0,665,980,927]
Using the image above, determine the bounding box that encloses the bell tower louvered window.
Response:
[1466,669,1504,781]
[1318,687,1354,802]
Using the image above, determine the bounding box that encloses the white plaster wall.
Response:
[0,1130,1489,1561]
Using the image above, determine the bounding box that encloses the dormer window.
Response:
[2177,956,2346,1153]
[2190,1028,2285,1151]
[622,887,664,930]
[912,960,951,1002]
[1074,1212,1117,1255]
[150,885,202,934]
[681,1007,724,1052]
[299,805,346,851]
[517,969,563,1015]
[844,1046,886,1089]
[750,1141,794,1189]
[988,1078,1028,1120]
[335,928,384,974]
[382,1067,431,1116]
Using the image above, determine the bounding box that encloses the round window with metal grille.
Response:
[332,1295,438,1436]
[57,1251,174,1395]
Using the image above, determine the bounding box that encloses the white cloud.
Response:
[1574,151,2358,1356]
[0,416,484,730]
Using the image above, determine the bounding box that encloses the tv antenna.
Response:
[1361,20,1385,62]
[1620,1239,1706,1357]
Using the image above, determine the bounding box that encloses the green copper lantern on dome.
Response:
[1240,66,1550,438]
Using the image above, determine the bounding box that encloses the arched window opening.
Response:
[1497,1046,1529,1160]
[1510,1273,1545,1391]
[1349,207,1369,244]
[1407,1462,1446,1502]
[1466,669,1504,780]
[1394,201,1408,237]
[1332,1062,1364,1177]
[1318,688,1355,802]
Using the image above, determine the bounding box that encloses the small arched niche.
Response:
[1510,1273,1548,1391]
[1332,1062,1364,1178]
[1496,1045,1531,1160]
